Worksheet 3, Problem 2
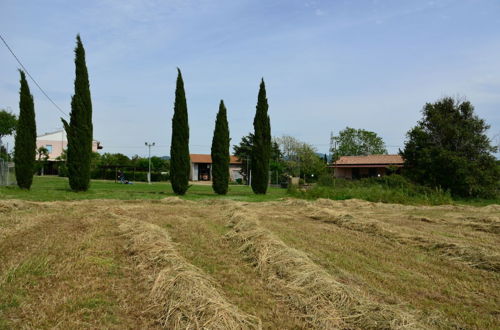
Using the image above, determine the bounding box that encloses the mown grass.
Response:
[0,176,286,202]
[1,175,497,206]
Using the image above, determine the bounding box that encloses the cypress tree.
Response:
[251,79,271,194]
[62,35,93,191]
[211,100,230,195]
[14,70,36,189]
[170,68,190,195]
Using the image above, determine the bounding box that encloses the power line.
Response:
[0,33,68,118]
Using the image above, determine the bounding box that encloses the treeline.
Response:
[56,152,170,182]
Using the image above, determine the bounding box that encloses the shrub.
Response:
[317,173,335,187]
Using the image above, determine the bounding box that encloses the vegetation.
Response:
[1,197,498,328]
[36,146,49,175]
[402,97,499,198]
[275,135,326,182]
[234,134,284,184]
[290,174,456,205]
[0,176,286,202]
[251,79,271,194]
[62,35,93,192]
[13,70,36,189]
[330,127,387,159]
[233,133,253,183]
[0,109,17,153]
[170,69,190,195]
[211,100,230,195]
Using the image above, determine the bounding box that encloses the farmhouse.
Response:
[36,130,102,175]
[36,130,102,160]
[329,154,404,179]
[190,154,243,182]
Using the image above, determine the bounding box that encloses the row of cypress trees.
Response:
[13,35,271,195]
[13,35,93,191]
[170,71,271,195]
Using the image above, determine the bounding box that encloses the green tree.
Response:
[211,100,230,194]
[36,146,49,175]
[330,127,387,158]
[233,133,253,183]
[251,79,271,194]
[99,153,130,167]
[0,109,18,140]
[275,135,325,180]
[62,35,93,191]
[170,68,190,195]
[14,70,37,189]
[402,97,499,198]
[0,109,17,160]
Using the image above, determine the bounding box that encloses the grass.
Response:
[292,175,499,206]
[1,198,499,328]
[0,176,286,202]
[2,175,497,206]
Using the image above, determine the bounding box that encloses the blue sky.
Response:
[1,0,499,157]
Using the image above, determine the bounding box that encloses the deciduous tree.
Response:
[402,97,499,198]
[330,127,387,158]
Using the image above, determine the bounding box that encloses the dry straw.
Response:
[227,211,423,329]
[308,207,500,272]
[119,217,261,329]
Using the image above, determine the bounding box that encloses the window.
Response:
[45,145,52,153]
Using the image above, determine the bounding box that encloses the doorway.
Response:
[198,163,211,181]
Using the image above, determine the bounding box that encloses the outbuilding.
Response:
[329,154,404,179]
[190,154,243,182]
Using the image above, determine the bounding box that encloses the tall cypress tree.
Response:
[251,79,271,194]
[62,35,93,192]
[211,100,230,195]
[170,68,190,195]
[14,70,36,189]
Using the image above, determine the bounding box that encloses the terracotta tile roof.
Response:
[190,154,242,164]
[332,154,404,166]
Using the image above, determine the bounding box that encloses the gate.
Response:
[0,160,16,186]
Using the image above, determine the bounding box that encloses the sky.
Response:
[1,0,499,158]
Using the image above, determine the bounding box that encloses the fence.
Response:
[0,160,16,186]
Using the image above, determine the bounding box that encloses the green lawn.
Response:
[0,176,287,202]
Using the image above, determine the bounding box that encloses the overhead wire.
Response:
[0,33,69,118]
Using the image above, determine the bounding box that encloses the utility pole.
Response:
[145,142,155,184]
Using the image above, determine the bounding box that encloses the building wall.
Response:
[334,167,387,179]
[189,162,242,182]
[36,139,100,160]
[36,139,67,160]
[229,165,242,181]
[333,167,352,179]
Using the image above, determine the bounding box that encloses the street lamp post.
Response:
[145,142,155,184]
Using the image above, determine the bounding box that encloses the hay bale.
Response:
[227,212,422,329]
[120,218,261,329]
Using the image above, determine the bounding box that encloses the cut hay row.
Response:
[307,208,500,272]
[118,216,262,330]
[226,211,424,329]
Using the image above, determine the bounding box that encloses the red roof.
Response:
[190,154,242,165]
[331,154,404,167]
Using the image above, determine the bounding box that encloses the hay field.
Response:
[0,198,498,329]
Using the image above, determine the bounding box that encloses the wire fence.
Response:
[0,160,16,186]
